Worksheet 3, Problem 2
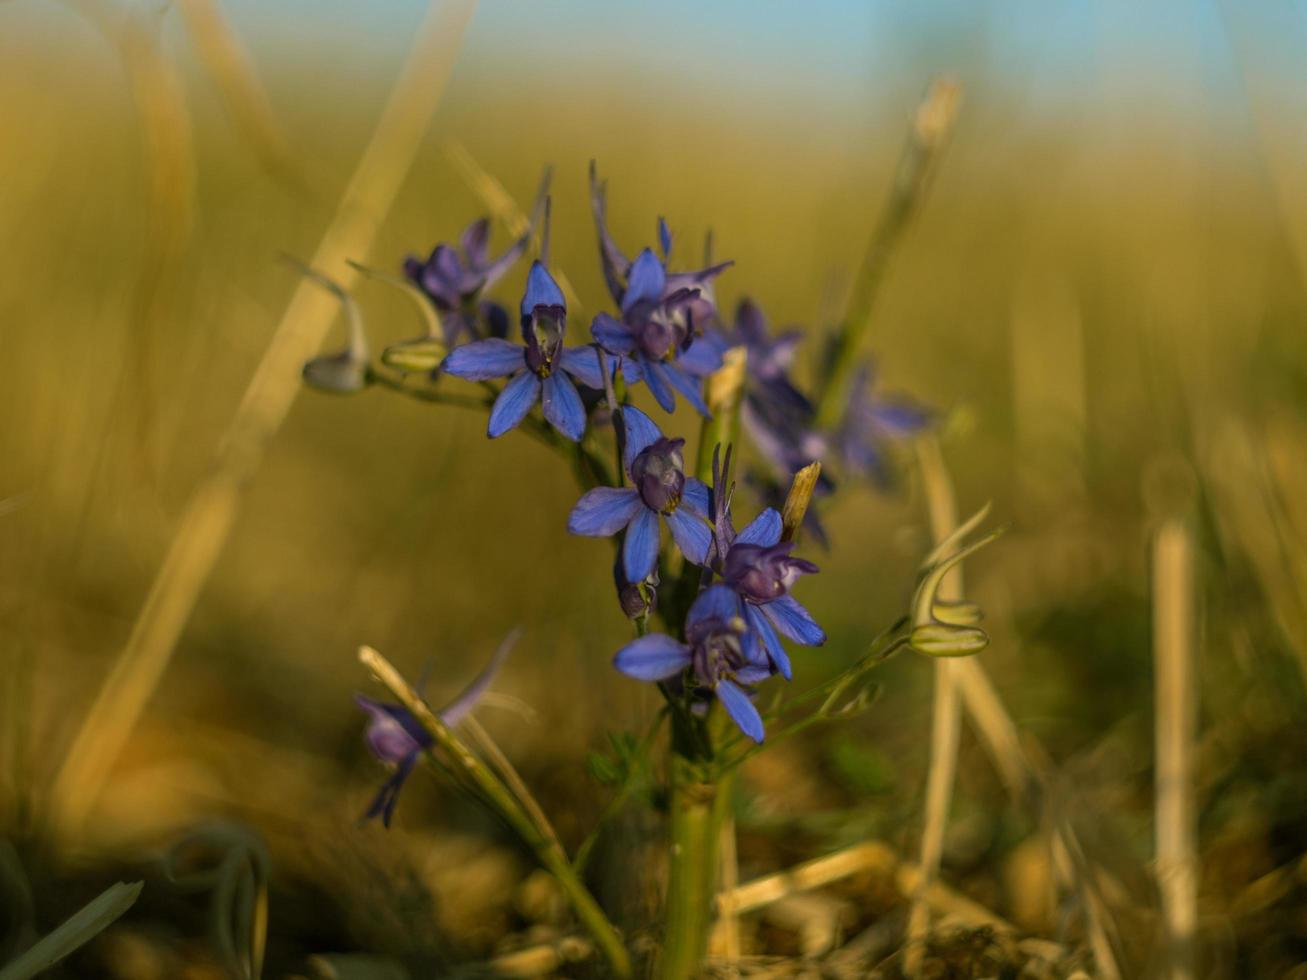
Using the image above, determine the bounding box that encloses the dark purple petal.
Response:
[460,218,490,269]
[622,249,667,313]
[717,680,764,743]
[365,754,416,827]
[568,487,642,537]
[643,360,678,413]
[621,405,663,471]
[688,583,740,626]
[589,163,630,305]
[745,602,792,680]
[521,261,566,318]
[661,362,710,417]
[658,217,672,258]
[614,633,691,681]
[440,629,519,727]
[666,507,711,566]
[762,594,826,647]
[623,506,661,582]
[541,371,586,441]
[681,477,710,519]
[735,508,783,548]
[591,312,635,355]
[443,339,526,380]
[487,371,541,438]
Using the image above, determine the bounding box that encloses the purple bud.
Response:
[630,437,687,513]
[724,542,820,603]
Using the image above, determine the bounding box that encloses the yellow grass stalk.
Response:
[904,434,965,977]
[1153,520,1198,980]
[48,0,481,851]
[175,0,308,193]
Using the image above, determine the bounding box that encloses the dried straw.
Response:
[48,0,481,850]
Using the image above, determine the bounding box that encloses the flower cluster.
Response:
[334,165,932,813]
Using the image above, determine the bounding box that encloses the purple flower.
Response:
[612,585,773,742]
[727,300,825,478]
[567,406,712,582]
[355,633,516,827]
[834,362,932,485]
[404,176,548,345]
[718,507,825,681]
[587,165,732,416]
[440,260,606,441]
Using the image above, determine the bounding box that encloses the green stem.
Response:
[812,82,957,431]
[360,647,632,978]
[659,755,721,980]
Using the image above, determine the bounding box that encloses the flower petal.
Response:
[623,506,661,582]
[487,371,541,437]
[559,345,608,389]
[658,216,672,258]
[567,487,642,537]
[443,338,526,380]
[621,405,663,471]
[542,371,586,441]
[440,629,520,727]
[460,218,490,268]
[676,331,727,378]
[622,248,667,313]
[590,163,630,304]
[763,594,826,647]
[870,400,932,437]
[745,602,791,680]
[681,477,710,519]
[717,680,764,743]
[614,633,691,681]
[734,664,773,685]
[736,508,783,547]
[521,260,566,317]
[591,312,635,354]
[643,360,678,413]
[366,753,416,827]
[688,583,740,626]
[662,362,710,417]
[666,507,712,566]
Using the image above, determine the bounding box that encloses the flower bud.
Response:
[910,623,988,658]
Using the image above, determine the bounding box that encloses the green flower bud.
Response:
[910,624,988,658]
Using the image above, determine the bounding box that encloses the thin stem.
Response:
[904,434,965,979]
[359,646,631,979]
[572,707,668,876]
[812,79,959,431]
[462,715,563,856]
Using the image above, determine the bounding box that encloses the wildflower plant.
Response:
[318,144,991,978]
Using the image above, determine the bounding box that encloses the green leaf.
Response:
[0,881,142,980]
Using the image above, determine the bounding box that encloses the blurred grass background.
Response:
[3,0,1307,975]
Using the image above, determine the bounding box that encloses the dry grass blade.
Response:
[1154,520,1198,980]
[48,0,482,852]
[175,0,310,194]
[461,715,563,856]
[904,435,965,978]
